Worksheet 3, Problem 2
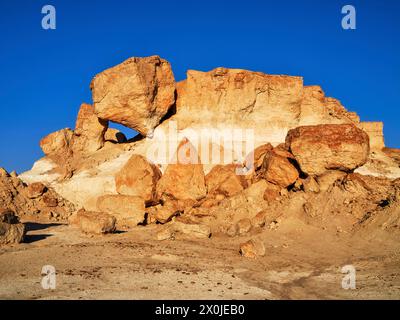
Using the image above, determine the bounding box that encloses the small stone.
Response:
[239,239,266,258]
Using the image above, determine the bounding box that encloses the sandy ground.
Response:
[0,218,399,300]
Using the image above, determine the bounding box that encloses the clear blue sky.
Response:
[0,0,399,173]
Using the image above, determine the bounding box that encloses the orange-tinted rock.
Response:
[73,209,116,235]
[239,239,265,258]
[104,128,127,143]
[156,139,207,201]
[96,195,145,227]
[40,128,73,156]
[115,155,162,205]
[286,124,370,176]
[205,164,248,198]
[261,151,299,188]
[91,55,175,136]
[72,103,108,154]
[26,182,47,199]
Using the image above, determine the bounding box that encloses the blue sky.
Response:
[0,0,399,173]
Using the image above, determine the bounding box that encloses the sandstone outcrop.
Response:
[115,155,161,205]
[91,55,175,136]
[286,124,370,176]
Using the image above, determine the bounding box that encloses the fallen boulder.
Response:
[96,195,145,227]
[0,209,25,245]
[286,124,370,176]
[115,155,162,205]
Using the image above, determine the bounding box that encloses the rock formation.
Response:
[12,55,400,249]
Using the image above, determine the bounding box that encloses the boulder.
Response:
[237,218,252,235]
[156,220,211,240]
[263,182,282,202]
[151,202,181,224]
[115,155,162,205]
[73,209,116,234]
[72,103,108,154]
[40,128,73,156]
[286,124,370,176]
[239,239,266,258]
[26,182,47,199]
[205,164,248,198]
[244,143,273,171]
[261,151,299,188]
[96,195,145,227]
[0,209,25,245]
[91,55,176,136]
[156,139,207,201]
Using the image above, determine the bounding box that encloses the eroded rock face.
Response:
[286,124,370,176]
[156,139,207,201]
[115,155,161,205]
[40,128,73,156]
[96,195,145,227]
[72,103,108,154]
[91,55,176,136]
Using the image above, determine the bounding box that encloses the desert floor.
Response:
[0,218,399,300]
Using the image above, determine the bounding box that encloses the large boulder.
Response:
[260,150,299,188]
[156,139,207,201]
[40,128,73,156]
[72,209,116,235]
[91,55,176,136]
[0,209,25,245]
[72,103,108,154]
[115,155,161,205]
[286,124,370,176]
[96,195,145,227]
[205,164,248,198]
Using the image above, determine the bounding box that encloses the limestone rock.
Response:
[91,55,175,136]
[72,103,108,154]
[40,128,73,156]
[96,195,145,227]
[74,209,116,234]
[239,239,266,258]
[156,139,207,201]
[286,124,370,176]
[205,164,248,198]
[115,155,161,205]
